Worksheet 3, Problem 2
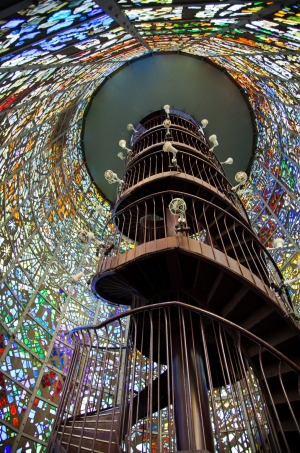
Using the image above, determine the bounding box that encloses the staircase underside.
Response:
[94,237,288,310]
[90,238,300,453]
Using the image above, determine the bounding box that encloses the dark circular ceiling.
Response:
[83,54,254,203]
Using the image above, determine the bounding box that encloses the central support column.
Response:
[171,310,214,453]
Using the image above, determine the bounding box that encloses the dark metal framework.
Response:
[49,109,300,452]
[48,302,300,453]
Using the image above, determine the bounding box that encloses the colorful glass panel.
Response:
[1,0,299,449]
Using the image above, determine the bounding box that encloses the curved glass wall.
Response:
[0,0,299,450]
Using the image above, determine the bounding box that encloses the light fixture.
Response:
[163,118,171,136]
[273,237,285,249]
[104,170,124,187]
[168,198,189,234]
[266,237,285,251]
[221,157,233,165]
[70,271,95,286]
[164,104,170,117]
[78,230,89,243]
[70,271,85,283]
[208,134,219,152]
[266,238,298,252]
[117,152,126,160]
[86,231,95,241]
[86,232,105,247]
[163,141,178,166]
[94,238,105,247]
[95,204,104,215]
[127,123,138,133]
[283,275,300,286]
[78,230,105,247]
[279,260,300,290]
[169,198,186,219]
[201,119,208,129]
[238,188,253,197]
[119,139,132,155]
[232,171,248,191]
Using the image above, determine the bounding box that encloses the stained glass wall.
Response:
[0,0,299,450]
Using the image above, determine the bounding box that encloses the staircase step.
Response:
[57,434,120,453]
[58,440,115,453]
[272,389,300,404]
[56,407,121,453]
[280,431,300,453]
[275,418,300,432]
[58,431,118,443]
[64,418,119,427]
[246,323,298,360]
[58,426,118,440]
[239,304,273,330]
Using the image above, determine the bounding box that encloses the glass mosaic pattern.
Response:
[0,0,299,450]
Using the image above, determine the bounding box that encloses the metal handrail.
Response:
[127,125,213,165]
[68,301,300,374]
[49,301,300,453]
[105,191,250,239]
[133,113,203,142]
[119,148,245,215]
[98,190,292,312]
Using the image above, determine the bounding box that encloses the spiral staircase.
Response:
[48,109,300,453]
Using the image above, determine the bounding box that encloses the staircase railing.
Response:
[48,301,300,453]
[118,148,246,217]
[98,191,295,317]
